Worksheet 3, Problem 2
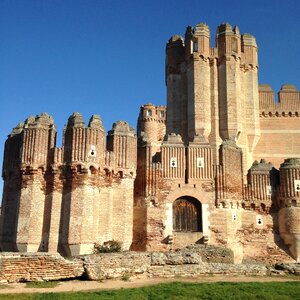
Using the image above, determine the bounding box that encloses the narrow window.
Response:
[159,111,165,118]
[193,41,198,52]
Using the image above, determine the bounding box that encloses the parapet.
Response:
[108,121,135,136]
[166,35,185,48]
[280,158,300,169]
[163,133,184,145]
[194,23,210,37]
[259,84,300,115]
[249,159,273,172]
[217,22,232,34]
[166,21,258,77]
[9,123,24,137]
[280,84,298,92]
[67,112,85,128]
[242,33,257,47]
[88,114,104,130]
[8,113,55,136]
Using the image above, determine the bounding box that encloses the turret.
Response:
[278,84,300,105]
[87,114,106,164]
[217,23,241,58]
[166,35,185,77]
[241,33,260,167]
[63,112,86,164]
[193,23,210,57]
[241,33,258,67]
[166,35,186,140]
[2,123,24,179]
[217,23,242,141]
[137,104,166,156]
[107,121,137,173]
[278,158,300,261]
[0,113,56,252]
[186,23,211,142]
[245,159,275,211]
[63,112,105,166]
[20,113,56,170]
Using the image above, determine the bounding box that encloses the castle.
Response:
[1,23,300,263]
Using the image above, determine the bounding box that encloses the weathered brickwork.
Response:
[0,114,136,256]
[0,253,84,282]
[0,247,270,283]
[1,22,300,264]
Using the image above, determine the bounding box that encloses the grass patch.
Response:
[0,281,299,299]
[25,281,60,288]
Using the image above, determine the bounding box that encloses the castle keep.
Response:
[1,23,300,263]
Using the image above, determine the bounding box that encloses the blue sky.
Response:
[0,0,300,198]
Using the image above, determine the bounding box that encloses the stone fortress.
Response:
[1,22,300,263]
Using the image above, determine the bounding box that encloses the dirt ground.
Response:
[0,275,299,294]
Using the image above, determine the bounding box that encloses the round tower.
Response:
[278,158,300,261]
[137,104,166,156]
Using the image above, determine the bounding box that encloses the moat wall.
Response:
[0,246,282,283]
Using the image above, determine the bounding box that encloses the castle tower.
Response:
[0,113,56,252]
[241,33,260,168]
[278,158,300,262]
[166,35,186,140]
[217,23,242,141]
[186,23,211,142]
[107,121,137,248]
[165,22,260,173]
[60,112,106,256]
[0,124,25,251]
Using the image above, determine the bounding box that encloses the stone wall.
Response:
[0,246,271,283]
[83,246,267,281]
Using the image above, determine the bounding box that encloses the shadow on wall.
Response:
[58,168,72,257]
[270,210,293,259]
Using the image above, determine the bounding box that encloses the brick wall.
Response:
[0,253,84,282]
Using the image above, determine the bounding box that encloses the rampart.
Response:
[0,246,270,283]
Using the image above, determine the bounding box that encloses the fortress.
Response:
[1,23,300,263]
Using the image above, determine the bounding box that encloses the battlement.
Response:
[259,84,300,116]
[166,22,257,79]
[3,112,136,177]
[138,104,166,122]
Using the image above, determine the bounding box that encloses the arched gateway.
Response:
[173,196,202,232]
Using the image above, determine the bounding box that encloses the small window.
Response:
[193,41,198,52]
[146,110,152,117]
[159,111,165,118]
[89,145,96,157]
[232,211,237,222]
[256,215,263,226]
[170,157,177,168]
[196,157,204,168]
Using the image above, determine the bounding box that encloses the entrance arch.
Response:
[173,196,202,232]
